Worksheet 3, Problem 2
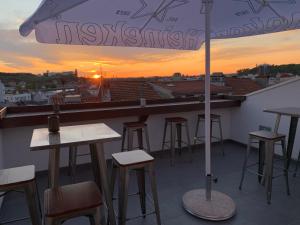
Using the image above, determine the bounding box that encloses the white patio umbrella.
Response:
[20,0,300,221]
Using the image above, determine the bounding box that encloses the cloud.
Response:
[0,29,193,76]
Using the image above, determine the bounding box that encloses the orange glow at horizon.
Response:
[2,30,300,77]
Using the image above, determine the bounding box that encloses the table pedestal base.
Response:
[182,189,236,221]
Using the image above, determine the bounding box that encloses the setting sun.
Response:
[92,74,101,79]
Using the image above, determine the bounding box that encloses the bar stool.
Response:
[239,130,290,204]
[121,121,150,152]
[44,181,104,225]
[194,113,224,155]
[0,165,42,225]
[110,150,161,225]
[162,117,192,165]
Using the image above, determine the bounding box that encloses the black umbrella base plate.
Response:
[182,189,236,221]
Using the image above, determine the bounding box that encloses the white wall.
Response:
[230,77,300,158]
[0,129,4,206]
[1,107,233,171]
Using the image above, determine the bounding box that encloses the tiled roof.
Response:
[153,80,232,97]
[224,77,262,95]
[109,81,161,101]
[49,94,64,105]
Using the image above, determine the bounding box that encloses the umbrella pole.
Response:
[182,0,236,221]
[204,0,212,202]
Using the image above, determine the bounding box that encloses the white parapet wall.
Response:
[1,108,232,172]
[230,77,300,159]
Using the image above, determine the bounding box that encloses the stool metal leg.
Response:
[44,217,59,225]
[34,180,42,222]
[148,163,161,225]
[121,126,127,152]
[25,181,42,225]
[127,128,134,151]
[184,121,192,157]
[136,168,146,217]
[137,128,144,149]
[239,137,252,190]
[258,141,265,183]
[294,150,300,177]
[194,116,200,145]
[110,162,117,199]
[107,162,117,225]
[144,126,151,153]
[170,122,176,166]
[176,123,182,155]
[218,118,225,156]
[119,167,129,225]
[161,121,167,151]
[265,141,274,204]
[281,139,290,195]
[68,146,77,182]
[89,206,101,225]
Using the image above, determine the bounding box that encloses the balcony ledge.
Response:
[0,98,242,128]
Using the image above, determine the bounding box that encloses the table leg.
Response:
[48,147,60,188]
[286,117,299,169]
[274,114,281,133]
[90,143,116,225]
[258,141,265,183]
[90,144,101,189]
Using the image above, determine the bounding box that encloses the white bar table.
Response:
[30,123,121,225]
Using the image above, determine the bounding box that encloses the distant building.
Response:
[151,80,232,98]
[43,70,76,77]
[5,86,16,93]
[172,72,184,81]
[0,80,5,103]
[211,72,225,86]
[4,93,31,103]
[32,91,49,103]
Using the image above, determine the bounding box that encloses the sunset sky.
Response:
[1,0,300,77]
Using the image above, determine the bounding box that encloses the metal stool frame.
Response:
[194,114,224,155]
[161,118,192,166]
[121,123,151,153]
[239,132,290,204]
[110,153,161,225]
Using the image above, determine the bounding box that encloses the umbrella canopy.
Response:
[20,0,300,50]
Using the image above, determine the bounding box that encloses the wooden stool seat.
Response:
[123,122,146,128]
[249,130,285,141]
[112,150,154,167]
[0,165,35,189]
[165,117,187,123]
[44,181,102,218]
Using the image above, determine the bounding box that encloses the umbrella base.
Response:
[182,189,236,221]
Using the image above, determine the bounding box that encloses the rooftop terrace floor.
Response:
[1,142,300,225]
